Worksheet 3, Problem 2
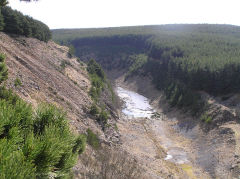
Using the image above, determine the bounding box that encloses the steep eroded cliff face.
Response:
[0,32,94,132]
[0,32,126,178]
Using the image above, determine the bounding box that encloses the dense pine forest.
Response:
[53,24,240,113]
[0,6,51,42]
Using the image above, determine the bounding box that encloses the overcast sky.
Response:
[8,0,240,29]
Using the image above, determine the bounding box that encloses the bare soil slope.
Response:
[0,32,98,133]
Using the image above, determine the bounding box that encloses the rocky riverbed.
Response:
[115,84,240,179]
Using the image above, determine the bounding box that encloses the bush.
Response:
[98,109,109,126]
[0,86,19,105]
[0,88,86,178]
[0,53,8,84]
[87,59,105,79]
[200,113,212,123]
[89,103,99,116]
[87,59,107,102]
[14,77,22,87]
[60,60,71,69]
[68,45,75,58]
[86,128,100,150]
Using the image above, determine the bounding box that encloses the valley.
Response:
[0,22,240,178]
[52,24,240,178]
[1,0,240,178]
[114,76,239,178]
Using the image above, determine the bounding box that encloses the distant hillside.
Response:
[53,24,240,114]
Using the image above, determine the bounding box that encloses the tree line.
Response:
[0,6,51,42]
[53,25,240,96]
[52,24,240,114]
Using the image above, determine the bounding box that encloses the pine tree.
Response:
[0,9,4,31]
[0,0,8,7]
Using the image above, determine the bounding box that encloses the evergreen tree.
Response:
[0,54,8,84]
[1,6,51,42]
[0,0,8,7]
[0,9,4,30]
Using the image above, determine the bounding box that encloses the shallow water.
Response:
[116,87,155,119]
[116,86,189,164]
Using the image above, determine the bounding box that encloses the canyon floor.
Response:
[114,75,240,179]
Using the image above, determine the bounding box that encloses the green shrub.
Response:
[0,54,8,84]
[86,128,100,150]
[87,59,105,80]
[0,86,19,105]
[68,45,75,58]
[89,103,99,116]
[200,113,212,123]
[87,59,108,102]
[60,60,71,69]
[73,134,86,154]
[88,74,104,101]
[98,110,109,126]
[14,77,22,87]
[0,88,86,178]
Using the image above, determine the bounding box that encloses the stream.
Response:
[114,85,229,178]
[116,86,190,165]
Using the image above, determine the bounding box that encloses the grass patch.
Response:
[200,113,213,123]
[181,164,197,179]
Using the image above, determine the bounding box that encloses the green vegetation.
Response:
[0,6,51,42]
[53,24,240,95]
[87,59,105,101]
[89,103,109,127]
[200,113,213,123]
[89,103,99,116]
[53,24,240,115]
[0,87,86,178]
[126,54,148,77]
[164,81,206,114]
[60,60,71,70]
[0,0,8,7]
[86,128,100,150]
[87,59,113,127]
[0,9,4,30]
[0,53,86,178]
[68,45,75,58]
[98,109,109,126]
[14,77,22,87]
[0,54,7,84]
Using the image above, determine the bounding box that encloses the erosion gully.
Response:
[115,86,212,179]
